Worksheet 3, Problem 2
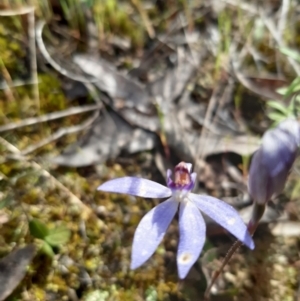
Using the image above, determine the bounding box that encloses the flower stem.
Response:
[204,202,266,300]
[204,239,242,300]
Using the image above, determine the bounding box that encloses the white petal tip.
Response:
[130,261,141,270]
[244,236,255,250]
[249,241,255,250]
[97,184,107,191]
[177,257,194,279]
[178,269,189,279]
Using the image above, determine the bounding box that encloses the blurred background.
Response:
[0,0,300,300]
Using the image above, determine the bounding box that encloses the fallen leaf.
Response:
[52,110,156,167]
[199,133,261,157]
[73,55,152,114]
[0,244,36,301]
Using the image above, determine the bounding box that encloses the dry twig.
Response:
[36,20,99,83]
[232,59,283,101]
[260,6,300,75]
[0,79,40,90]
[194,83,222,176]
[0,6,40,98]
[131,0,155,38]
[0,103,102,133]
[0,136,95,221]
[20,110,100,156]
[27,8,40,110]
[0,6,34,16]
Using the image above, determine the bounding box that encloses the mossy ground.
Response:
[0,1,300,301]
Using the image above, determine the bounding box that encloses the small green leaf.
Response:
[29,219,49,239]
[284,77,300,97]
[267,101,289,114]
[40,241,54,258]
[145,286,158,301]
[45,225,71,247]
[84,290,109,301]
[287,96,300,113]
[276,87,288,95]
[279,47,300,63]
[268,112,286,123]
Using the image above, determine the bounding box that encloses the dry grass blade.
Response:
[0,6,34,16]
[0,57,16,101]
[277,0,289,44]
[260,11,300,76]
[232,59,283,101]
[27,8,40,111]
[0,137,94,221]
[0,103,102,132]
[83,5,99,56]
[131,0,155,38]
[36,20,99,83]
[20,110,100,156]
[0,79,40,90]
[220,0,258,15]
[0,6,39,104]
[194,83,221,176]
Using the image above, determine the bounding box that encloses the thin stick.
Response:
[0,136,94,221]
[0,56,16,101]
[28,8,40,111]
[194,85,220,177]
[204,205,263,300]
[20,111,99,156]
[276,0,289,74]
[36,20,99,83]
[261,11,300,76]
[0,103,102,132]
[131,0,155,38]
[83,4,99,56]
[221,0,300,75]
[179,13,200,67]
[0,6,34,16]
[0,79,40,90]
[232,59,283,101]
[219,0,260,15]
[204,240,242,300]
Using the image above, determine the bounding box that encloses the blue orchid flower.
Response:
[98,162,254,279]
[249,118,300,205]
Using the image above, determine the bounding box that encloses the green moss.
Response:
[0,18,26,76]
[38,74,67,113]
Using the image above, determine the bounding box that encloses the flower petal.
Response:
[248,120,299,205]
[177,201,206,279]
[189,194,254,250]
[131,198,178,269]
[261,126,298,176]
[97,177,172,198]
[190,172,197,188]
[277,118,300,146]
